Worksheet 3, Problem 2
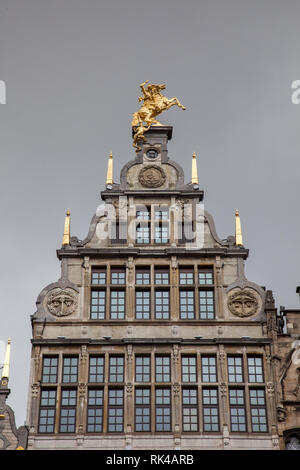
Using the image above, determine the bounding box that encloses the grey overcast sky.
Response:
[0,0,300,426]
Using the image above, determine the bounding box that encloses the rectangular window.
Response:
[154,223,169,244]
[89,356,104,383]
[199,290,215,319]
[91,268,106,285]
[136,208,150,220]
[110,290,125,319]
[136,290,150,319]
[136,268,150,285]
[201,356,217,383]
[202,388,219,432]
[249,389,268,432]
[62,357,78,384]
[182,388,198,432]
[135,388,151,432]
[60,389,77,433]
[155,356,171,383]
[198,267,214,285]
[229,389,247,432]
[155,208,169,221]
[155,388,171,432]
[136,224,150,244]
[111,268,126,285]
[180,290,195,319]
[90,290,106,320]
[155,268,169,285]
[108,389,124,432]
[155,290,170,319]
[181,356,197,383]
[87,389,104,433]
[38,389,56,433]
[111,222,127,245]
[135,356,151,383]
[247,357,264,383]
[228,356,243,383]
[109,356,124,383]
[179,268,194,285]
[41,356,58,384]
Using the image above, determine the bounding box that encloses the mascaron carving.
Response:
[45,287,78,317]
[138,165,166,188]
[227,288,259,318]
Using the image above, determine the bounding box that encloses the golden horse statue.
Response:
[132,81,186,152]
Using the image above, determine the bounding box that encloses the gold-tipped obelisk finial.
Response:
[235,209,243,246]
[106,151,113,185]
[62,209,70,246]
[191,152,199,185]
[2,339,11,382]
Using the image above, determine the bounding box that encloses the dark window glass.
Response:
[136,268,150,285]
[41,356,58,384]
[199,290,215,319]
[110,290,125,319]
[146,149,158,159]
[135,356,151,382]
[109,356,124,383]
[198,268,214,285]
[154,224,169,244]
[182,388,198,432]
[249,389,268,432]
[155,356,171,382]
[136,290,150,319]
[87,389,104,433]
[155,388,171,432]
[38,389,56,433]
[201,356,217,383]
[90,290,106,320]
[136,224,150,244]
[62,357,78,383]
[247,357,264,383]
[60,389,77,433]
[89,356,104,383]
[108,389,124,432]
[202,388,219,432]
[111,268,126,285]
[135,388,151,432]
[155,290,170,319]
[228,357,243,383]
[91,268,106,285]
[136,208,150,221]
[180,290,195,319]
[155,268,169,285]
[155,208,169,221]
[179,268,194,285]
[181,356,197,383]
[229,389,247,432]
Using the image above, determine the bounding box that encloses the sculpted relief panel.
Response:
[227,288,261,318]
[44,287,78,317]
[138,165,166,188]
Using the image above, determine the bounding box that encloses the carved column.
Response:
[78,346,88,434]
[218,344,229,428]
[215,256,224,318]
[125,345,133,434]
[171,257,178,321]
[82,256,90,320]
[126,257,135,321]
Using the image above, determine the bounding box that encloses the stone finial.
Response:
[1,338,11,383]
[62,209,70,246]
[106,151,114,185]
[191,152,199,185]
[235,209,243,246]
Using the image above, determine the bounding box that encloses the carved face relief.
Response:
[227,288,260,318]
[138,165,166,188]
[45,288,78,317]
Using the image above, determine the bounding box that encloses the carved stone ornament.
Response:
[138,165,166,188]
[45,287,78,317]
[227,288,260,318]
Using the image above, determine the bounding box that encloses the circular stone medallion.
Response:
[138,165,166,188]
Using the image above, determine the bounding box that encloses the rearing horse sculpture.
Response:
[132,81,186,152]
